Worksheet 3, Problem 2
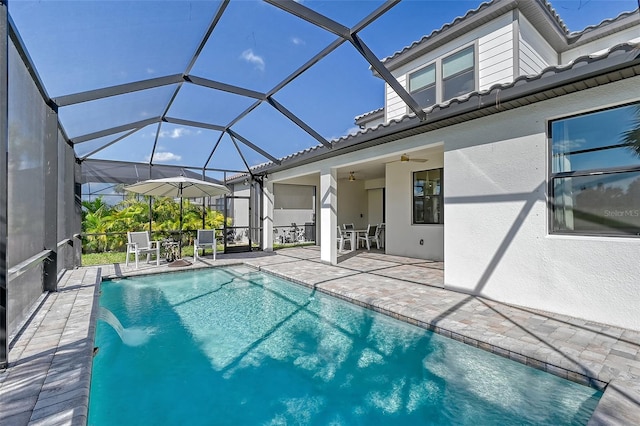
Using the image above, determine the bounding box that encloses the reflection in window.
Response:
[442,46,474,101]
[550,102,640,235]
[413,168,443,224]
[409,64,436,108]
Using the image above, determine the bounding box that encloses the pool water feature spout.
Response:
[98,307,153,347]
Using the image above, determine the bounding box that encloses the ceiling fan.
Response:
[386,153,428,163]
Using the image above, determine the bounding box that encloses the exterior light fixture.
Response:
[348,171,356,181]
[243,178,249,186]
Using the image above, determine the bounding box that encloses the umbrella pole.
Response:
[168,184,191,267]
[179,195,183,258]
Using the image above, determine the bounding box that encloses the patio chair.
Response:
[374,223,385,249]
[194,229,217,261]
[337,226,351,252]
[357,224,378,250]
[343,223,354,231]
[126,231,160,269]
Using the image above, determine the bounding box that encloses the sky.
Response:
[7,0,640,184]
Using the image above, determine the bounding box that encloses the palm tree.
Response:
[622,105,640,157]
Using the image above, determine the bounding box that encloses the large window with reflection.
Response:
[550,102,640,235]
[413,168,443,224]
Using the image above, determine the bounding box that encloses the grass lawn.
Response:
[81,242,315,266]
[82,246,197,266]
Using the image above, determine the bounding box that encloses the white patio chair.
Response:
[374,223,385,249]
[126,231,160,269]
[357,224,378,250]
[194,229,217,261]
[343,223,354,231]
[337,226,351,252]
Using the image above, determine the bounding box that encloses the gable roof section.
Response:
[380,0,639,72]
[240,41,640,179]
[567,9,640,48]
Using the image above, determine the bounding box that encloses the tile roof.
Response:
[380,0,638,65]
[568,9,640,38]
[240,40,640,178]
[354,107,384,122]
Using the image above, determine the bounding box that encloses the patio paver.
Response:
[1,247,638,425]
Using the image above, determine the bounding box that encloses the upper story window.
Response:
[413,168,443,225]
[405,44,476,112]
[409,64,436,109]
[442,45,475,100]
[550,102,640,236]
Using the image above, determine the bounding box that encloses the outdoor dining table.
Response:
[345,229,367,251]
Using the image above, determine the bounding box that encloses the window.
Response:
[409,64,436,108]
[405,44,476,113]
[413,168,443,224]
[442,46,475,101]
[550,102,640,235]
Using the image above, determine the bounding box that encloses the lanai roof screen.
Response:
[8,0,639,183]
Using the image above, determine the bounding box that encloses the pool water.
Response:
[89,266,601,425]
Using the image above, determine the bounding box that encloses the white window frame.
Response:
[405,41,479,115]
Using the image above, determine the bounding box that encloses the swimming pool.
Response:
[89,265,601,425]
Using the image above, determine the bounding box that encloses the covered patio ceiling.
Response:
[8,0,476,185]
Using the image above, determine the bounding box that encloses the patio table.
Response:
[162,240,179,262]
[345,229,366,251]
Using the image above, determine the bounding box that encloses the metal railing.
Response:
[8,250,52,282]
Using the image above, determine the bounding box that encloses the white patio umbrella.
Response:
[124,176,231,267]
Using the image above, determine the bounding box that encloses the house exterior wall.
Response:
[478,21,514,89]
[443,75,640,331]
[386,76,407,122]
[518,14,557,76]
[229,183,250,228]
[338,178,368,229]
[367,188,384,226]
[386,157,445,261]
[386,12,515,122]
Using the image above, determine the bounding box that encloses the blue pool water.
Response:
[89,266,601,425]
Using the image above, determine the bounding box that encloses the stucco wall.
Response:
[386,157,445,261]
[338,178,368,229]
[443,76,640,331]
[367,188,384,226]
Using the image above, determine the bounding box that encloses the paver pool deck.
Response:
[1,246,639,425]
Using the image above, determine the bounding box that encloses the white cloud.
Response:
[158,127,191,139]
[145,152,182,162]
[146,67,155,74]
[345,126,361,135]
[291,37,305,46]
[240,49,265,71]
[553,138,586,153]
[328,126,362,142]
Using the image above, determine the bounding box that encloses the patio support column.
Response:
[262,180,274,251]
[0,0,8,369]
[319,167,337,265]
[43,107,58,291]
